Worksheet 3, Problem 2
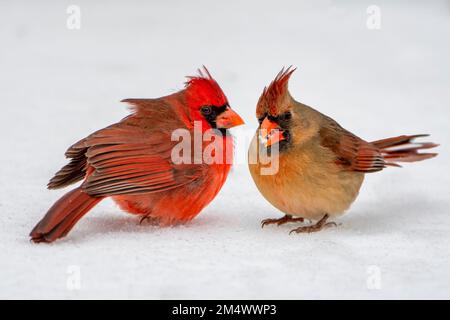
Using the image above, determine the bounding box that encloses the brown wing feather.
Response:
[47,143,87,189]
[48,98,205,194]
[319,118,385,173]
[81,125,205,196]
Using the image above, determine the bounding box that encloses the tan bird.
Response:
[248,67,438,234]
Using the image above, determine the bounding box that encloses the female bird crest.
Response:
[257,66,296,118]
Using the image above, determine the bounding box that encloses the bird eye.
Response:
[201,106,212,115]
[280,111,292,121]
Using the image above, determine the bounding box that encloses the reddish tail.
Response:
[371,134,438,167]
[30,187,102,243]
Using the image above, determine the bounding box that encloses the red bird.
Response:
[30,67,244,243]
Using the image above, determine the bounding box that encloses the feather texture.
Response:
[319,119,386,173]
[31,67,237,242]
[249,66,438,225]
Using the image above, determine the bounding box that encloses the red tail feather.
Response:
[30,187,102,243]
[371,134,438,167]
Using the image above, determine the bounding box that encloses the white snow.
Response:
[1,0,449,299]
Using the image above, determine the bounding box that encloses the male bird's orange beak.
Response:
[215,107,245,129]
[260,118,285,147]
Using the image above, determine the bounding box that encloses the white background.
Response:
[1,0,449,299]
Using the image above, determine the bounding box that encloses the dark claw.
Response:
[139,215,149,225]
[261,215,305,228]
[261,218,281,228]
[288,214,338,235]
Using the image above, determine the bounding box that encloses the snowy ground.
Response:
[1,0,450,299]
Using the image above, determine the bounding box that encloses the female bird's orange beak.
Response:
[215,107,245,129]
[260,118,285,147]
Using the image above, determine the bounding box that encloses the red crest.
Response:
[185,66,228,108]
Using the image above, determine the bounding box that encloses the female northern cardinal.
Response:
[248,67,438,234]
[30,67,244,243]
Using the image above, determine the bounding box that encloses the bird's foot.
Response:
[289,214,337,234]
[261,215,305,228]
[139,215,160,225]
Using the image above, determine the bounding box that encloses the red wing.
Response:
[74,123,205,196]
[48,98,207,195]
[319,119,385,173]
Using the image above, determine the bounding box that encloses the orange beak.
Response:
[215,107,245,129]
[260,118,285,147]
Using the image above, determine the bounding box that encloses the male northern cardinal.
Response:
[30,67,244,243]
[248,67,438,234]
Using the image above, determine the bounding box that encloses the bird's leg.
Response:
[139,215,160,225]
[261,214,305,228]
[289,214,337,234]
